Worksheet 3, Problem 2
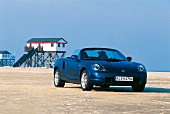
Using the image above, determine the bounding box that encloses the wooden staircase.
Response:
[13,48,38,67]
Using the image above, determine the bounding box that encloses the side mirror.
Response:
[71,55,78,60]
[127,57,132,62]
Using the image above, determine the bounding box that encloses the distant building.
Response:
[0,50,15,67]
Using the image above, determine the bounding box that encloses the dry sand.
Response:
[0,67,170,114]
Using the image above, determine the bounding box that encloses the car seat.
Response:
[83,52,88,60]
[98,51,108,60]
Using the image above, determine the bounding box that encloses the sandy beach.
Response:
[0,67,169,114]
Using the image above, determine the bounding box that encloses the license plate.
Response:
[115,76,133,81]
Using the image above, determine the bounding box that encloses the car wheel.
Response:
[132,84,145,92]
[81,70,93,91]
[54,69,65,87]
[100,85,110,89]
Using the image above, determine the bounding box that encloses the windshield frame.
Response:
[80,48,128,61]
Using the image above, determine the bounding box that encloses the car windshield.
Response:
[82,49,127,61]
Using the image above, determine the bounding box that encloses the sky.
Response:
[0,0,170,71]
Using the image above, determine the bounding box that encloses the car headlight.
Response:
[138,65,145,72]
[91,63,106,71]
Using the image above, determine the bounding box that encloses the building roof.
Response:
[27,38,67,43]
[0,50,11,54]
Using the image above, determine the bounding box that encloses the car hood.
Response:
[92,61,141,73]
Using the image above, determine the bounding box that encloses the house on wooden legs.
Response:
[13,38,68,67]
[0,50,15,67]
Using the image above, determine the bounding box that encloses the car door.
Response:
[65,58,80,81]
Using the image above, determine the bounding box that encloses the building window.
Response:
[63,44,65,47]
[51,43,54,47]
[58,43,60,47]
[3,55,4,57]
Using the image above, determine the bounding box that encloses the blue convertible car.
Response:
[54,48,147,92]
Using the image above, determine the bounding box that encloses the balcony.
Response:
[24,46,43,52]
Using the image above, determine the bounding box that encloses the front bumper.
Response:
[89,71,147,86]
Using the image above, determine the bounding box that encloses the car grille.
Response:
[105,77,114,83]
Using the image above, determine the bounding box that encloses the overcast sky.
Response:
[0,0,170,71]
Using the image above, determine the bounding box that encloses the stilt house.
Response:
[13,38,68,67]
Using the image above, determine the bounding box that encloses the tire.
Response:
[132,84,145,92]
[54,69,65,87]
[100,85,110,89]
[81,70,93,91]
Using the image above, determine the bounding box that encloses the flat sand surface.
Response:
[0,67,170,114]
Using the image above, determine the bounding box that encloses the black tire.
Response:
[100,85,110,89]
[54,69,65,87]
[132,84,145,92]
[81,70,93,91]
